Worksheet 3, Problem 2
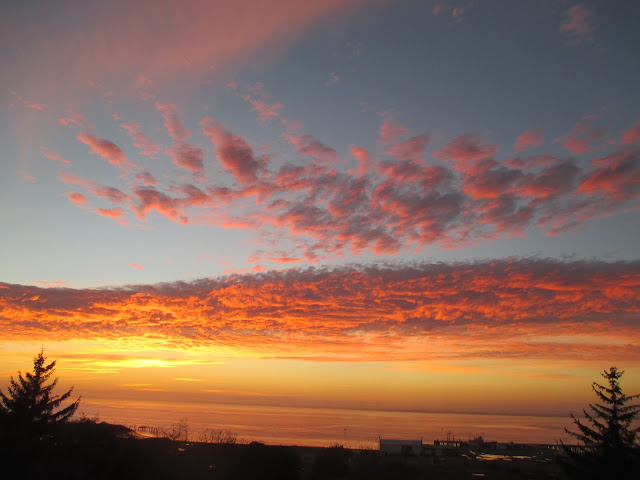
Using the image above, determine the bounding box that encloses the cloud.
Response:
[621,119,640,145]
[378,117,408,145]
[349,145,376,177]
[20,171,37,183]
[132,186,189,224]
[52,100,640,260]
[41,147,71,166]
[60,171,130,204]
[135,171,159,185]
[96,207,128,225]
[325,71,340,86]
[128,263,144,270]
[432,133,499,166]
[503,154,560,170]
[286,134,340,164]
[514,129,543,152]
[560,3,595,45]
[384,133,430,161]
[166,143,206,174]
[10,0,368,100]
[1,259,638,361]
[68,192,87,204]
[579,149,640,203]
[9,90,46,111]
[236,82,284,122]
[121,122,161,158]
[155,102,191,142]
[557,117,605,155]
[77,133,133,169]
[202,117,264,183]
[155,102,207,176]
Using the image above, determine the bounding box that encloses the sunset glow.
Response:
[1,0,639,445]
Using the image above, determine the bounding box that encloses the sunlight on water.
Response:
[79,399,571,447]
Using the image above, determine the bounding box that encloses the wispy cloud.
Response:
[560,3,595,45]
[514,129,543,152]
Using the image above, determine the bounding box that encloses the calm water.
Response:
[79,399,571,447]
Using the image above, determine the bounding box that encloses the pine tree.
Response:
[0,349,81,431]
[562,366,640,479]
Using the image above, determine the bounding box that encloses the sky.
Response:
[1,0,639,438]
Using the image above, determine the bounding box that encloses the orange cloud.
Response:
[1,260,638,362]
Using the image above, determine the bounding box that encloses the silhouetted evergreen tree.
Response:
[562,366,640,479]
[0,349,81,477]
[0,348,80,429]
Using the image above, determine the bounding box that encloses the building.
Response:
[379,438,423,456]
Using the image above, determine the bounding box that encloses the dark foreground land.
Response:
[1,420,564,480]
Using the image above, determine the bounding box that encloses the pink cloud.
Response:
[237,83,284,122]
[514,129,543,152]
[287,134,339,164]
[58,111,87,129]
[518,161,579,201]
[20,172,37,183]
[77,133,132,168]
[384,133,430,161]
[96,207,128,225]
[68,192,87,204]
[132,186,189,224]
[121,122,161,158]
[59,171,92,188]
[266,255,301,264]
[128,263,144,270]
[463,160,524,199]
[349,146,376,177]
[166,143,205,174]
[558,118,605,155]
[135,172,159,185]
[250,99,283,122]
[60,171,130,205]
[93,186,130,204]
[621,119,640,145]
[560,4,595,45]
[9,90,46,111]
[49,98,640,261]
[202,117,264,184]
[503,154,559,170]
[13,0,367,107]
[579,149,640,202]
[432,133,499,166]
[41,147,71,166]
[155,102,190,142]
[378,117,408,145]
